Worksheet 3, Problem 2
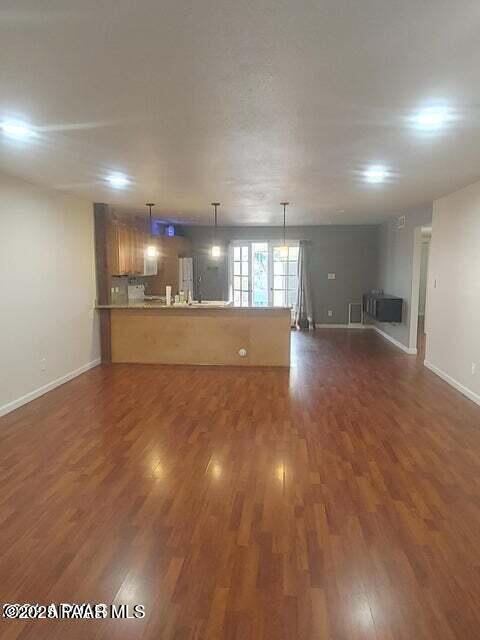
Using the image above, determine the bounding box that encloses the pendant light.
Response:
[279,202,290,259]
[211,202,221,258]
[145,203,158,258]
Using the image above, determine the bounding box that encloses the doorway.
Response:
[409,225,432,358]
[417,228,431,358]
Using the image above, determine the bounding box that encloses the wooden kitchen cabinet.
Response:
[116,224,129,275]
[146,236,193,295]
[105,215,191,281]
[109,222,152,276]
[133,227,149,274]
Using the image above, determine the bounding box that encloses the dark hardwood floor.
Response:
[417,315,426,361]
[1,330,480,640]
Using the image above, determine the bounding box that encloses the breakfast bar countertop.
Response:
[96,302,291,311]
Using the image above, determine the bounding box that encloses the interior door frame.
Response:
[408,225,432,356]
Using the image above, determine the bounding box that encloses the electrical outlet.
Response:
[472,363,477,376]
[40,358,46,372]
[328,310,333,317]
[328,273,336,280]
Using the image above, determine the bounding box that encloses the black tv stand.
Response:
[363,293,403,323]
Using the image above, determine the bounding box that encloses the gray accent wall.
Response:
[375,205,433,348]
[184,225,379,325]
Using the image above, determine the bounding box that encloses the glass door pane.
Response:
[232,245,250,306]
[272,244,299,309]
[272,245,287,307]
[252,242,269,307]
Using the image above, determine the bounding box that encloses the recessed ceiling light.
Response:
[107,173,129,188]
[1,120,35,140]
[364,166,389,184]
[412,106,452,130]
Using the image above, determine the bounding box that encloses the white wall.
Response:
[0,172,100,416]
[375,205,433,349]
[425,180,480,405]
[418,240,430,316]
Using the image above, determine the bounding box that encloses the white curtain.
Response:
[295,240,315,330]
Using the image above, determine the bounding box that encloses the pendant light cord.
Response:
[280,202,289,247]
[146,203,155,237]
[211,202,220,245]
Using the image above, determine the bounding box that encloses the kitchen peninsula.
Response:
[96,303,291,366]
[94,204,291,367]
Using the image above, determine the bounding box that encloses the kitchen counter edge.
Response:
[96,303,291,311]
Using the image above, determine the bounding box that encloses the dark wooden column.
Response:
[94,203,112,363]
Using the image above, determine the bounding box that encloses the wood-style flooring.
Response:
[1,329,480,640]
[417,315,426,362]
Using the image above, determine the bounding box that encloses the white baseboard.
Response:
[315,323,349,328]
[424,360,480,407]
[0,358,101,418]
[315,323,368,329]
[315,323,417,355]
[371,326,417,355]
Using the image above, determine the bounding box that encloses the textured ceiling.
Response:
[1,0,480,225]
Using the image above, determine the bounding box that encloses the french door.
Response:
[271,244,299,307]
[231,241,299,308]
[232,245,250,307]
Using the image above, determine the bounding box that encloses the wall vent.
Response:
[348,302,363,327]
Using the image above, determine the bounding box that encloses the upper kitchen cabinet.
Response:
[108,221,149,276]
[106,216,191,277]
[118,224,150,275]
